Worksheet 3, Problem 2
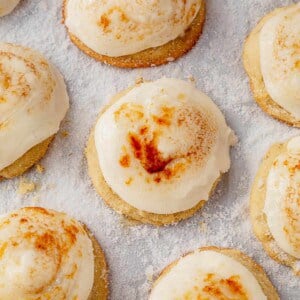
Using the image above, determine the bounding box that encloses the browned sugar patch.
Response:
[116,102,217,184]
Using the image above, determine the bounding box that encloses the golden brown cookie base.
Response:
[243,5,300,127]
[250,140,300,275]
[0,136,54,180]
[152,246,279,300]
[63,0,206,68]
[86,129,215,226]
[85,227,109,300]
[85,83,221,226]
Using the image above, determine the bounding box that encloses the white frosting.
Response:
[0,43,69,171]
[150,250,267,300]
[65,0,202,57]
[264,136,300,258]
[95,78,235,214]
[0,0,20,17]
[260,4,300,118]
[0,207,94,300]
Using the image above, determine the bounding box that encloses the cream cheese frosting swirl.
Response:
[0,0,20,17]
[264,136,300,258]
[260,4,300,118]
[0,207,94,300]
[149,250,267,299]
[95,78,236,214]
[0,43,69,171]
[65,0,202,57]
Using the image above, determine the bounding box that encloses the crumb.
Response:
[188,75,196,84]
[145,265,154,282]
[199,221,207,233]
[18,178,36,195]
[61,131,69,138]
[30,196,41,205]
[36,164,44,174]
[135,77,144,85]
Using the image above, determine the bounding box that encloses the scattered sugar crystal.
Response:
[0,0,298,299]
[145,265,154,282]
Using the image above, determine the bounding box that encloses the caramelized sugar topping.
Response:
[181,273,248,300]
[0,50,55,126]
[0,207,85,295]
[115,100,217,184]
[95,1,199,41]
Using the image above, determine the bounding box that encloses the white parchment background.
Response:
[0,0,299,299]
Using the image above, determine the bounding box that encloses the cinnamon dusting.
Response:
[125,177,133,185]
[0,242,8,259]
[152,106,175,127]
[182,273,248,299]
[119,154,131,168]
[115,100,217,184]
[98,6,129,33]
[114,103,144,122]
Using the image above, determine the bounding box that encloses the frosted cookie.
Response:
[0,43,69,180]
[86,78,236,226]
[63,0,206,68]
[243,3,300,127]
[150,247,279,300]
[251,136,300,274]
[0,0,20,17]
[0,207,109,299]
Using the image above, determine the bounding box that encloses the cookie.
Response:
[86,78,236,225]
[0,43,69,179]
[243,4,300,127]
[250,136,300,274]
[0,207,109,299]
[63,0,206,68]
[150,246,279,299]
